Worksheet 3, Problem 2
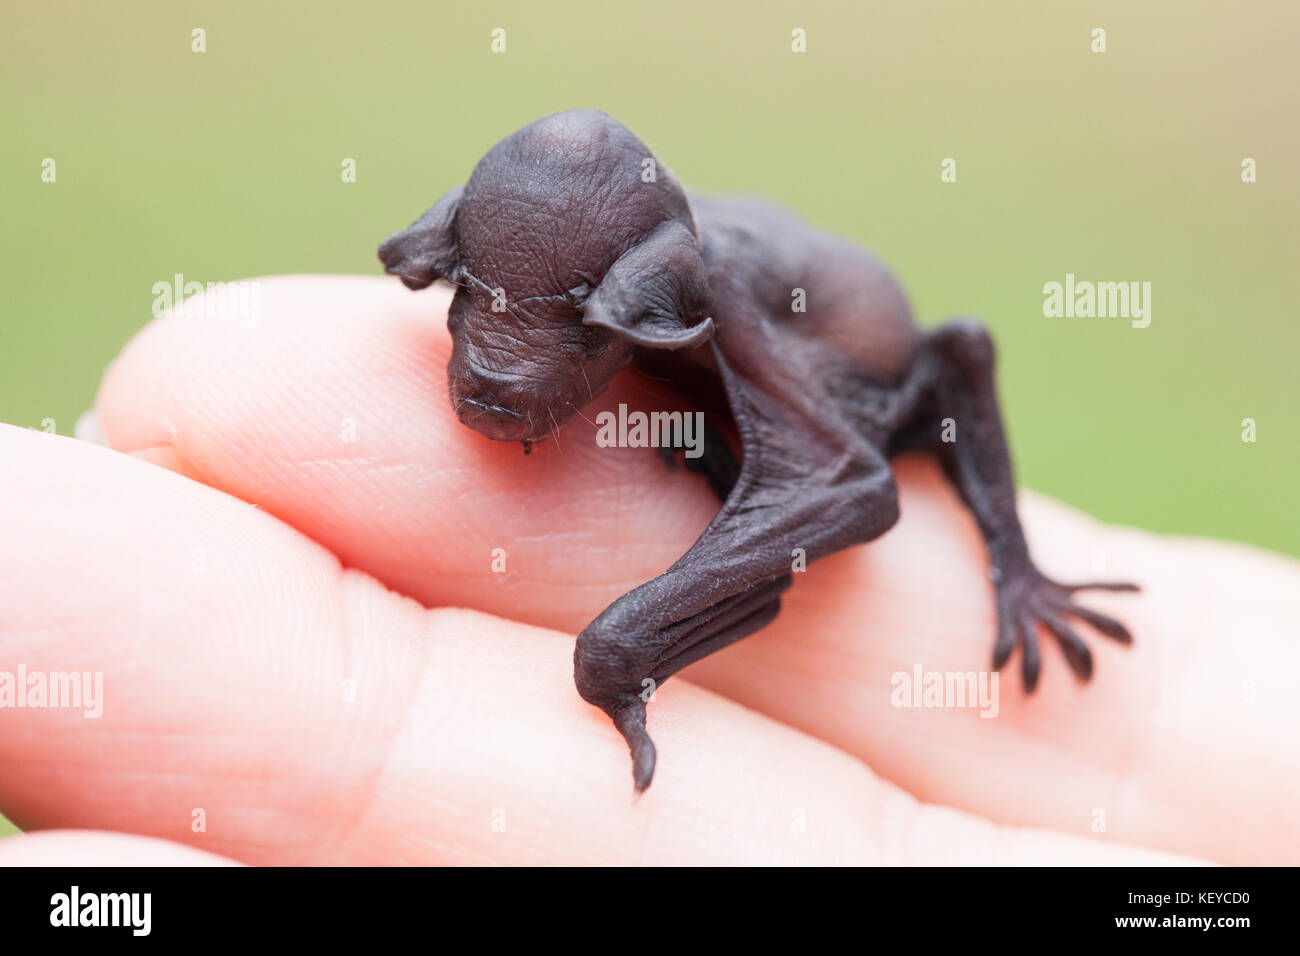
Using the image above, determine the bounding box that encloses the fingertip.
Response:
[74,407,108,446]
[129,443,205,482]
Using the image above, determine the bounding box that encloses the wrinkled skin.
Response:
[379,112,707,444]
[379,110,1138,790]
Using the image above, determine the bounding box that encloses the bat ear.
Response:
[377,185,464,290]
[581,220,715,350]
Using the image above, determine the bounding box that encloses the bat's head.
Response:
[378,110,715,446]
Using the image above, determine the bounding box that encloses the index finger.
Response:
[96,275,719,623]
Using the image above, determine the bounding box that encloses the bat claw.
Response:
[995,564,1137,688]
[608,697,657,792]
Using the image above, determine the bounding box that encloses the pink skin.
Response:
[0,831,238,866]
[0,275,1296,865]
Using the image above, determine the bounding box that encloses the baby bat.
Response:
[378,109,1137,791]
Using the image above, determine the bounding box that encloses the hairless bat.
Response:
[378,109,1137,791]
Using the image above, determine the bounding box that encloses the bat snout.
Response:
[454,395,533,442]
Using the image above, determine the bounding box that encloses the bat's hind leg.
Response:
[900,319,1139,690]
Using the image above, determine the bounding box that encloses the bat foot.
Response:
[991,564,1138,691]
[608,697,657,792]
[574,640,659,791]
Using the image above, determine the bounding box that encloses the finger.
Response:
[0,427,1198,865]
[0,831,238,866]
[1039,612,1093,681]
[94,275,721,626]
[1018,608,1042,693]
[92,276,1300,864]
[1062,602,1134,645]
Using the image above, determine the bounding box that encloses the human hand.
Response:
[1,276,1295,865]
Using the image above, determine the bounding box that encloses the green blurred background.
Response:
[1,1,1296,839]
